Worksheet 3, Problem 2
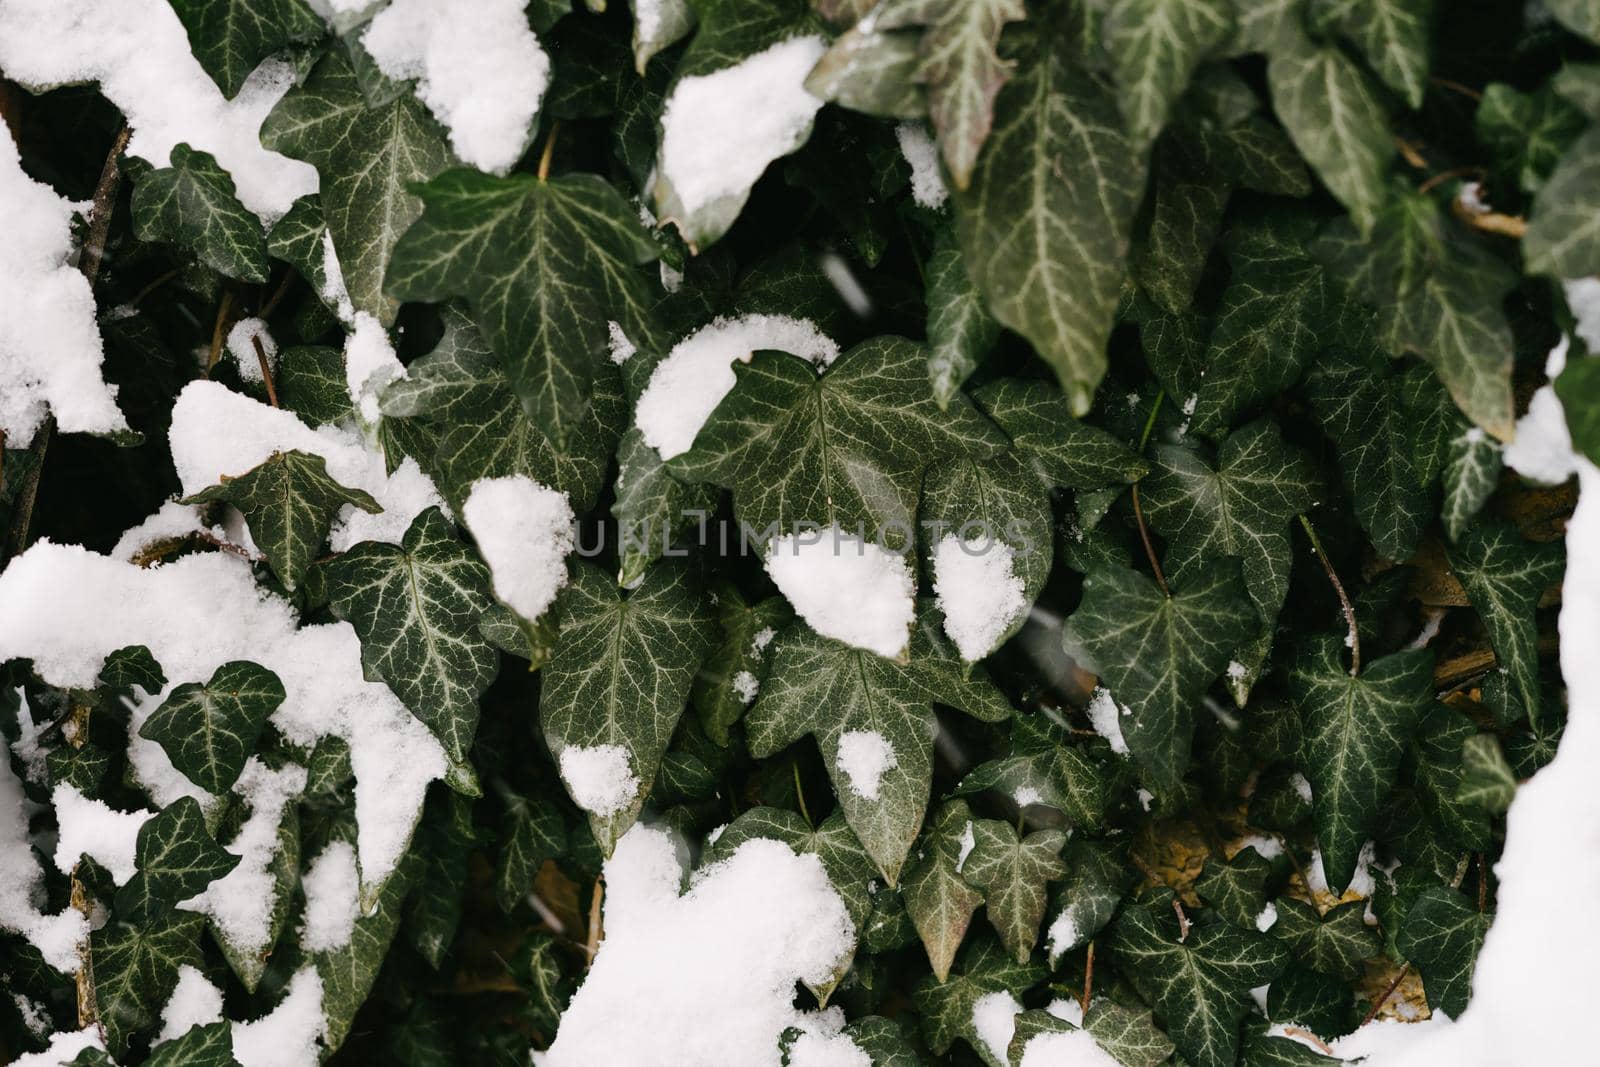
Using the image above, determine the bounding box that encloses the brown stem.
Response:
[1131,485,1169,597]
[80,124,131,288]
[257,269,295,319]
[71,868,102,1041]
[793,759,813,829]
[1395,136,1428,170]
[206,290,237,373]
[1455,206,1527,239]
[1418,165,1484,195]
[1298,515,1359,676]
[1080,941,1095,1018]
[537,120,561,181]
[252,334,280,407]
[1477,853,1487,913]
[584,875,604,967]
[1431,76,1482,101]
[1361,963,1410,1027]
[1172,899,1190,943]
[128,267,179,307]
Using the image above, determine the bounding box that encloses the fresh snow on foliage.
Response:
[231,966,327,1067]
[558,744,639,818]
[784,1019,872,1067]
[343,313,407,425]
[50,783,152,886]
[764,527,916,658]
[933,533,1027,661]
[300,839,360,952]
[1020,1027,1120,1067]
[1046,901,1082,963]
[539,824,855,1065]
[1085,685,1129,755]
[1505,338,1577,485]
[972,990,1024,1064]
[227,318,278,385]
[895,122,948,210]
[109,500,213,562]
[0,0,315,221]
[654,35,827,245]
[0,751,88,972]
[462,475,575,624]
[362,0,549,174]
[635,313,839,459]
[0,544,446,891]
[835,730,898,800]
[9,1028,104,1067]
[168,379,447,551]
[180,760,307,956]
[956,819,977,874]
[733,669,761,705]
[157,965,224,1043]
[0,116,127,447]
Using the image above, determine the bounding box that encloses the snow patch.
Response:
[300,840,360,952]
[895,122,947,209]
[1085,685,1129,755]
[227,318,277,385]
[835,730,898,800]
[933,534,1028,661]
[559,745,639,818]
[157,965,224,1043]
[463,475,575,624]
[765,527,916,658]
[0,750,89,972]
[51,784,151,886]
[971,991,1022,1065]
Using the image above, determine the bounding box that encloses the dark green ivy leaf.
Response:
[99,645,166,695]
[326,507,499,765]
[1291,637,1433,892]
[925,226,999,408]
[115,797,240,922]
[131,144,269,282]
[169,0,324,98]
[1310,0,1432,109]
[1195,846,1273,928]
[1270,898,1380,980]
[138,660,284,794]
[145,1021,240,1067]
[1458,733,1517,813]
[1396,884,1488,1018]
[1104,0,1234,150]
[492,782,567,913]
[972,378,1149,490]
[960,819,1067,962]
[902,800,985,981]
[185,449,380,592]
[91,913,205,1056]
[690,582,792,746]
[1526,127,1600,279]
[910,933,1045,1059]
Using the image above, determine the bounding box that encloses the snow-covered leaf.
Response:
[138,661,284,794]
[169,0,325,98]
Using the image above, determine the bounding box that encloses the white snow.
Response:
[654,35,827,245]
[558,744,639,818]
[50,783,151,886]
[764,527,916,659]
[1015,785,1044,807]
[0,115,127,447]
[1306,842,1376,898]
[9,1028,104,1067]
[733,669,761,705]
[752,627,777,654]
[538,824,856,1065]
[362,0,547,174]
[972,990,1023,1065]
[1019,1027,1121,1067]
[785,1018,871,1067]
[110,500,214,562]
[300,839,360,952]
[933,534,1028,661]
[1136,787,1154,811]
[342,312,407,425]
[607,321,637,365]
[956,819,976,874]
[895,122,947,210]
[1289,772,1313,804]
[835,730,898,800]
[462,475,575,624]
[0,749,89,972]
[0,544,447,891]
[1506,336,1577,485]
[1085,685,1129,755]
[231,966,327,1067]
[227,318,278,385]
[0,0,316,222]
[635,313,839,459]
[1565,277,1600,352]
[1255,901,1279,932]
[157,965,224,1042]
[168,380,448,552]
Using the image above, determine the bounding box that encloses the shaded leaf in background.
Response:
[972,378,1149,489]
[1311,0,1432,108]
[1104,0,1233,150]
[1458,733,1517,813]
[925,226,999,408]
[690,582,792,746]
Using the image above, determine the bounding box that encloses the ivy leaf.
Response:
[689,582,792,746]
[492,784,567,913]
[1141,417,1318,703]
[1043,840,1130,961]
[910,933,1046,1058]
[971,378,1149,490]
[1266,32,1392,233]
[144,1021,239,1067]
[1442,427,1503,541]
[91,914,205,1056]
[138,661,285,794]
[261,49,453,325]
[954,715,1107,829]
[1446,521,1564,730]
[1458,733,1517,813]
[1195,846,1273,928]
[266,194,332,297]
[99,645,167,695]
[131,144,270,282]
[1137,138,1230,314]
[1395,885,1488,1017]
[387,169,659,444]
[747,605,1013,883]
[1291,637,1433,892]
[114,797,240,922]
[960,819,1067,962]
[1526,127,1600,279]
[1062,560,1257,788]
[1476,83,1586,194]
[1311,0,1432,109]
[326,507,499,766]
[539,560,716,852]
[807,21,928,122]
[1241,1029,1343,1065]
[1303,351,1431,561]
[632,0,694,72]
[953,49,1144,414]
[407,792,475,968]
[670,338,1006,540]
[1104,0,1234,149]
[876,0,1026,188]
[902,800,985,981]
[184,449,381,592]
[926,226,999,408]
[169,0,324,98]
[514,932,572,1035]
[380,307,624,514]
[1108,895,1291,1067]
[613,428,719,589]
[1413,704,1491,850]
[314,851,418,1050]
[1085,1000,1177,1067]
[1271,899,1379,980]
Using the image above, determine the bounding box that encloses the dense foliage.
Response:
[1,0,1595,1063]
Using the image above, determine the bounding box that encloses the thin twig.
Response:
[1297,514,1359,676]
[128,267,180,308]
[537,120,561,181]
[80,124,131,288]
[1418,165,1485,195]
[1283,1027,1334,1054]
[1431,76,1482,101]
[1361,963,1410,1026]
[257,269,295,319]
[1454,205,1527,239]
[1132,392,1169,596]
[1395,136,1428,170]
[1172,899,1190,943]
[1477,853,1487,913]
[793,760,813,829]
[206,290,236,373]
[584,875,604,967]
[1080,941,1095,1018]
[252,334,280,407]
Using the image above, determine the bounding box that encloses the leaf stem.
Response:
[584,875,604,967]
[1137,391,1165,451]
[537,120,561,181]
[1080,940,1095,1017]
[1297,514,1359,676]
[206,290,236,373]
[793,759,813,829]
[1132,391,1169,596]
[251,334,279,408]
[80,124,130,288]
[1361,963,1409,1026]
[1172,898,1190,943]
